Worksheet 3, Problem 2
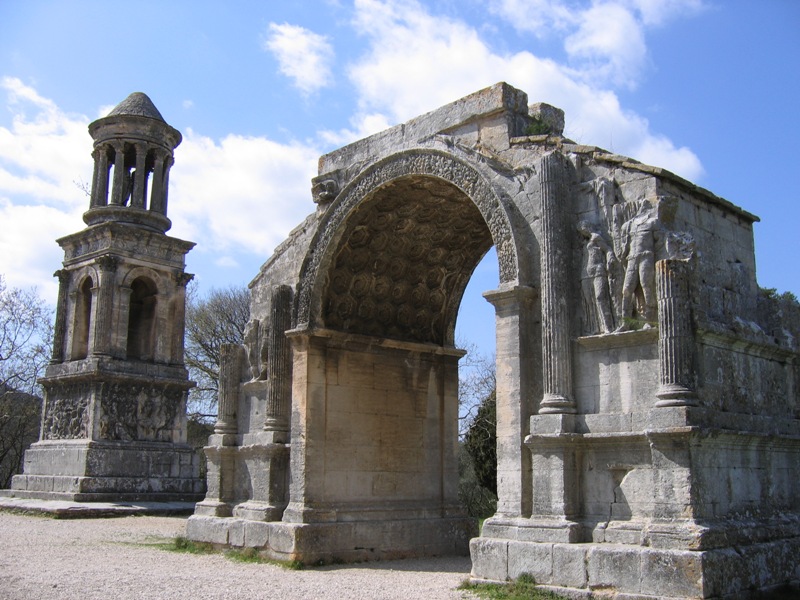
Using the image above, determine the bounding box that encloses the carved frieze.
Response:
[61,227,192,265]
[98,382,183,442]
[41,383,91,440]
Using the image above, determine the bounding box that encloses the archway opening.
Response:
[306,174,495,524]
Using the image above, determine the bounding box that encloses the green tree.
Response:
[184,284,250,421]
[464,388,497,495]
[0,275,52,487]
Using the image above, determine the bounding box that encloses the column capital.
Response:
[483,284,538,309]
[53,269,71,283]
[173,271,194,288]
[95,255,119,272]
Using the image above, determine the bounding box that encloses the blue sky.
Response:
[1,0,798,357]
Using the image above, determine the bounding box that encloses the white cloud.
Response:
[0,199,80,303]
[565,3,648,88]
[169,129,319,257]
[0,77,92,201]
[627,0,706,26]
[262,23,335,96]
[346,0,703,180]
[488,0,706,88]
[214,256,240,268]
[488,0,578,34]
[319,111,394,146]
[0,78,91,303]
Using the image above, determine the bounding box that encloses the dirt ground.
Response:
[0,511,475,600]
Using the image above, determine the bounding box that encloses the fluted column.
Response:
[109,142,127,206]
[130,143,147,208]
[90,146,110,208]
[160,155,174,216]
[215,343,243,437]
[538,153,575,414]
[264,285,293,433]
[655,259,697,406]
[149,150,167,214]
[50,270,71,363]
[91,256,118,356]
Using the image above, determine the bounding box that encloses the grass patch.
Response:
[459,573,566,600]
[160,536,303,569]
[523,118,551,136]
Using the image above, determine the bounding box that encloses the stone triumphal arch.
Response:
[187,83,800,598]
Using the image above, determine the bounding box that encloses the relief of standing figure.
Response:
[578,221,619,334]
[617,200,662,330]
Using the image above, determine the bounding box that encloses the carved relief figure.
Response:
[42,387,90,440]
[244,319,268,380]
[617,200,662,329]
[578,221,618,334]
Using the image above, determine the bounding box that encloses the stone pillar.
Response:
[170,272,192,364]
[655,258,697,407]
[149,150,167,214]
[160,155,174,215]
[216,343,243,440]
[91,256,118,357]
[130,143,147,208]
[114,284,133,359]
[50,270,70,363]
[264,285,293,434]
[110,142,127,206]
[90,146,110,208]
[483,285,537,518]
[537,153,575,414]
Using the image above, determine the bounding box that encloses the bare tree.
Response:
[184,283,250,421]
[457,339,496,437]
[0,275,52,487]
[456,339,498,517]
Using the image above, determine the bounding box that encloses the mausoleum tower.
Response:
[9,92,203,501]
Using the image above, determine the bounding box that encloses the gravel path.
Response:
[0,512,477,600]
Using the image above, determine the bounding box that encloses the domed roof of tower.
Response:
[107,92,165,121]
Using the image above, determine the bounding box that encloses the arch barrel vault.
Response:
[186,84,800,599]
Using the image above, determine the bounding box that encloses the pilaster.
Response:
[264,285,293,437]
[483,284,537,518]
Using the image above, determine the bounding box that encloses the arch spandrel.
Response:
[296,148,526,337]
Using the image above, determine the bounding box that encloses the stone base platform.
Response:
[9,439,204,502]
[0,493,196,518]
[186,514,477,564]
[470,535,800,599]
